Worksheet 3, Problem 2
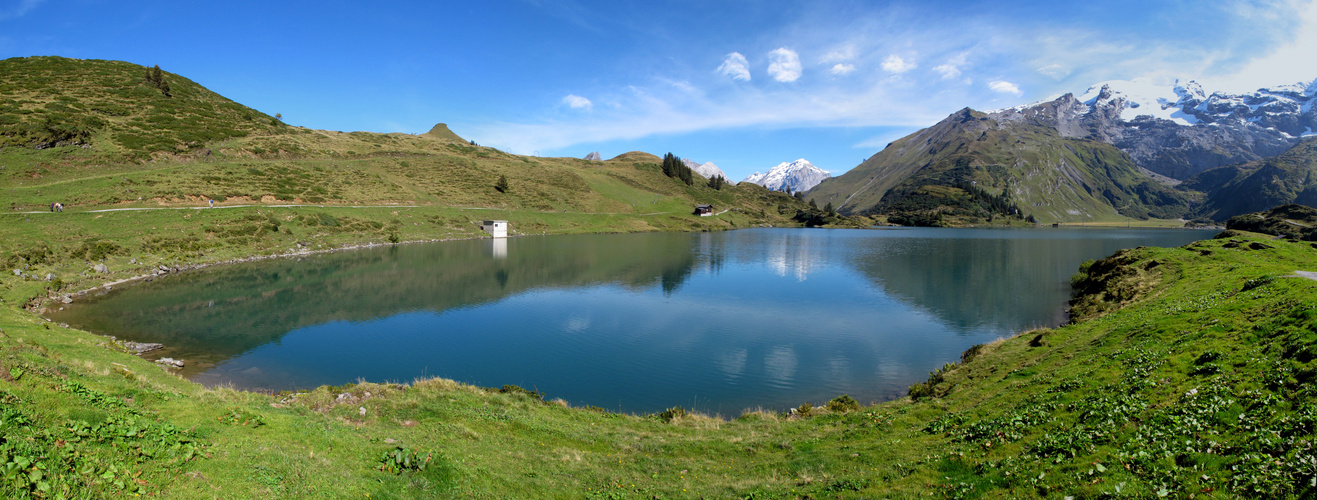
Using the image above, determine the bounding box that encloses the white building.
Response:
[481,220,508,238]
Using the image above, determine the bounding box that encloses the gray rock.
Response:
[12,269,21,276]
[61,296,72,304]
[93,264,108,273]
[124,341,163,354]
[45,273,55,281]
[155,357,184,368]
[584,151,602,161]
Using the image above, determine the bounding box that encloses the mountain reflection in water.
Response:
[50,228,1215,413]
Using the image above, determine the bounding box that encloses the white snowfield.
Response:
[741,158,831,193]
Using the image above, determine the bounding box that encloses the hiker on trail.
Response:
[50,202,55,212]
[55,202,63,212]
[209,198,214,208]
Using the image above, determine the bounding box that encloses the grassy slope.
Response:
[1181,136,1317,221]
[808,108,1193,224]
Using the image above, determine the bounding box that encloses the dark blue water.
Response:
[49,227,1216,414]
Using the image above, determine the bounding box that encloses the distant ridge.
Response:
[424,123,466,143]
[743,159,830,192]
[584,152,602,161]
[681,158,734,184]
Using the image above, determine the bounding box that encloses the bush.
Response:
[827,394,860,413]
[657,406,687,423]
[497,385,542,401]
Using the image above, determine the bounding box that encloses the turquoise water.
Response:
[49,227,1216,414]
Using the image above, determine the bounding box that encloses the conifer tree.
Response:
[495,174,509,193]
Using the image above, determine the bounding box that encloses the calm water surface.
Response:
[50,227,1215,414]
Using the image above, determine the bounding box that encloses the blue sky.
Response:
[2,0,1314,180]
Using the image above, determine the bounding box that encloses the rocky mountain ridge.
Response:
[681,158,733,184]
[808,76,1317,223]
[991,78,1317,179]
[742,159,830,192]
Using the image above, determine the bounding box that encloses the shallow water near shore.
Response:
[50,227,1216,414]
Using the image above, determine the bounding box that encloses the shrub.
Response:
[497,385,542,401]
[657,406,687,423]
[827,394,860,413]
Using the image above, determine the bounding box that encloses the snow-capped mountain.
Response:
[988,78,1317,179]
[681,158,733,183]
[741,159,831,192]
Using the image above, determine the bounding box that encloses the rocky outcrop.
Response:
[583,152,602,161]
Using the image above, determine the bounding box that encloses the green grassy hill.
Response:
[1223,203,1317,240]
[0,56,284,159]
[808,108,1194,224]
[1182,137,1317,221]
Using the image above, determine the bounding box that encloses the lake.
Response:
[48,227,1216,414]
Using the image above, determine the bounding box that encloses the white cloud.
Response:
[881,54,914,73]
[767,48,802,82]
[718,52,751,81]
[562,94,593,111]
[933,64,960,79]
[1207,0,1317,92]
[0,0,43,21]
[988,80,1022,96]
[830,63,855,76]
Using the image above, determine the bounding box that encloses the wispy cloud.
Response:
[0,0,44,21]
[819,47,854,64]
[718,52,751,81]
[881,54,914,73]
[933,64,960,79]
[830,63,855,76]
[562,94,593,111]
[767,48,802,82]
[1035,64,1069,79]
[988,80,1022,96]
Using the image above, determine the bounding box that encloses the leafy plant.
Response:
[217,407,266,428]
[377,447,433,474]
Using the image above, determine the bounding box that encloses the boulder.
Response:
[93,263,108,273]
[124,341,164,354]
[155,357,184,368]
